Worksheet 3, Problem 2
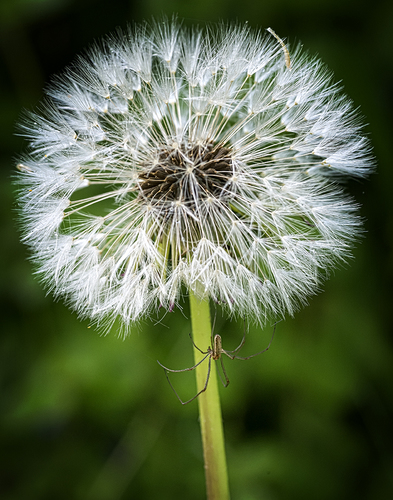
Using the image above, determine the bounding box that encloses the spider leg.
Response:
[210,309,217,347]
[232,323,277,360]
[224,319,246,357]
[188,332,208,355]
[217,357,230,388]
[171,356,213,405]
[231,347,270,360]
[157,352,210,373]
[161,369,191,405]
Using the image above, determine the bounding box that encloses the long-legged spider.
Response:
[157,322,276,405]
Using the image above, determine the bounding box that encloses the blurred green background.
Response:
[1,0,392,499]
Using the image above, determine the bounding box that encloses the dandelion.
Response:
[15,19,373,500]
[16,21,371,333]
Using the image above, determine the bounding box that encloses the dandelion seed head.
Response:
[15,20,373,334]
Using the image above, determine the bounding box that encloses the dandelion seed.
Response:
[15,20,373,335]
[267,28,291,69]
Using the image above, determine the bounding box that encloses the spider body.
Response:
[158,325,275,404]
[212,334,223,361]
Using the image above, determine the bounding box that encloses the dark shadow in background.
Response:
[1,0,392,499]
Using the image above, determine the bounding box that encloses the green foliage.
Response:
[1,0,392,498]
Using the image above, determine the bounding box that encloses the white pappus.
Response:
[15,20,373,334]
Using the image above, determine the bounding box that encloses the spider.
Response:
[157,322,276,405]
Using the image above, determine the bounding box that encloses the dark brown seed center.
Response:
[138,143,233,206]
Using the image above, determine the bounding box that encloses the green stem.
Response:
[189,291,230,500]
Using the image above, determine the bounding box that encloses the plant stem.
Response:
[189,291,230,500]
